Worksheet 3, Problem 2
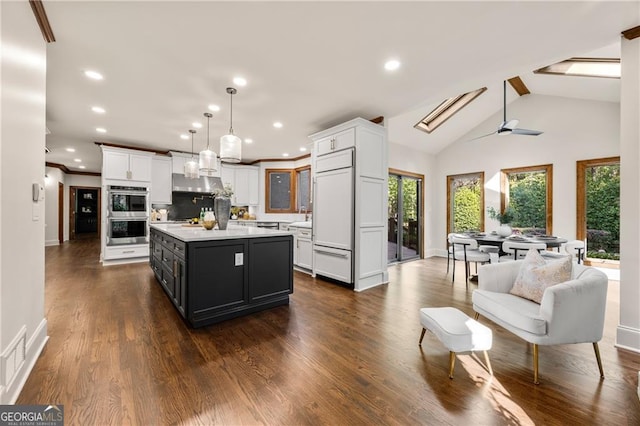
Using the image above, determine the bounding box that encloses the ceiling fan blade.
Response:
[468,130,498,141]
[503,119,519,130]
[511,128,543,136]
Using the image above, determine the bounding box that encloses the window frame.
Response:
[446,171,485,239]
[264,166,312,214]
[500,164,553,234]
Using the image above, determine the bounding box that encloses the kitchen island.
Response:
[150,224,293,328]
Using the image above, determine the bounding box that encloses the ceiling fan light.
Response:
[220,134,241,163]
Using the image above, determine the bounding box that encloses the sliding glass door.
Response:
[388,172,422,263]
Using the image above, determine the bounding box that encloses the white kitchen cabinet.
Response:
[294,227,312,271]
[315,128,355,156]
[102,147,153,183]
[220,164,259,206]
[313,166,353,250]
[151,156,172,204]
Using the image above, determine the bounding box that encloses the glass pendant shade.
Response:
[220,87,241,163]
[184,159,199,179]
[220,133,241,163]
[199,112,218,175]
[199,149,218,176]
[184,129,200,179]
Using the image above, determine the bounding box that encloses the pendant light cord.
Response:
[229,92,234,134]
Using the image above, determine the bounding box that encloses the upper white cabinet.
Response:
[151,156,172,204]
[102,146,153,183]
[220,164,259,205]
[315,128,355,156]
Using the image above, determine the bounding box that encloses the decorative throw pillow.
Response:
[509,248,572,304]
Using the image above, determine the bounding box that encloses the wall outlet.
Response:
[235,253,243,266]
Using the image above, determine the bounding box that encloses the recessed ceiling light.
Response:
[273,122,283,129]
[73,158,82,163]
[244,138,253,144]
[208,104,220,112]
[96,127,107,133]
[192,122,202,129]
[282,153,289,157]
[384,59,401,71]
[180,134,189,140]
[65,147,75,152]
[91,106,105,114]
[300,147,307,152]
[233,77,247,86]
[78,165,86,169]
[84,70,104,80]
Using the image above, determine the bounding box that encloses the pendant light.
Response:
[199,112,218,175]
[184,130,199,179]
[220,87,241,163]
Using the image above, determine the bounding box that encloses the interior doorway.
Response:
[58,182,64,244]
[388,169,424,263]
[69,186,101,240]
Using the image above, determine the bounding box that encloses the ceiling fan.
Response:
[471,80,543,141]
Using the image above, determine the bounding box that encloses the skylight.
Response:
[534,57,620,79]
[414,87,487,134]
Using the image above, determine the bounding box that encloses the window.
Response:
[446,172,485,235]
[389,170,423,262]
[414,87,487,134]
[500,164,552,234]
[534,57,620,79]
[265,166,311,214]
[577,157,620,262]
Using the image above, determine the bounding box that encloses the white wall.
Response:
[618,33,640,354]
[0,1,48,403]
[63,174,101,241]
[387,141,436,257]
[432,94,620,254]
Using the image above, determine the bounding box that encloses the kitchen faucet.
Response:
[299,206,309,221]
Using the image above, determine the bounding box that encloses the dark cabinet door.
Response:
[188,241,248,320]
[174,257,186,316]
[249,236,293,302]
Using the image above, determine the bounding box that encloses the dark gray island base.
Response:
[150,224,293,328]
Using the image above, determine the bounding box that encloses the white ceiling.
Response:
[43,1,639,173]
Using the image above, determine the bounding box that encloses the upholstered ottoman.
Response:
[419,307,493,379]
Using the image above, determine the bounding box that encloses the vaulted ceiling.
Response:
[42,1,639,173]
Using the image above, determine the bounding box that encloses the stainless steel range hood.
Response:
[172,174,224,194]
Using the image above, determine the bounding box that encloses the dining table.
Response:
[464,233,568,251]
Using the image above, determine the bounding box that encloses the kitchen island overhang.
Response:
[150,224,294,328]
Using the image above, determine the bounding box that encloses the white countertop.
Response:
[151,223,293,242]
[288,221,312,229]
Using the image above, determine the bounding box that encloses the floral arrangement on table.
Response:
[487,206,514,225]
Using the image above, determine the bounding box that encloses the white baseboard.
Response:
[0,319,48,404]
[425,248,446,258]
[45,239,59,247]
[615,325,640,354]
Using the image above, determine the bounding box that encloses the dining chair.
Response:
[451,236,490,287]
[500,241,547,262]
[564,240,586,264]
[446,233,455,273]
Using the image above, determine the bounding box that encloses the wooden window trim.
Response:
[265,169,296,213]
[576,157,620,242]
[500,164,553,234]
[295,165,312,213]
[446,172,485,244]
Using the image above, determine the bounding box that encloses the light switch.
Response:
[234,252,243,266]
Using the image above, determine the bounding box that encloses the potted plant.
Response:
[487,206,514,237]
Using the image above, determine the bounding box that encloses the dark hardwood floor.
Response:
[17,238,640,425]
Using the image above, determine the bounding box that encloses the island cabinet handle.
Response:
[173,260,177,279]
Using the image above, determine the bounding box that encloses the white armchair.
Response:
[472,260,608,384]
